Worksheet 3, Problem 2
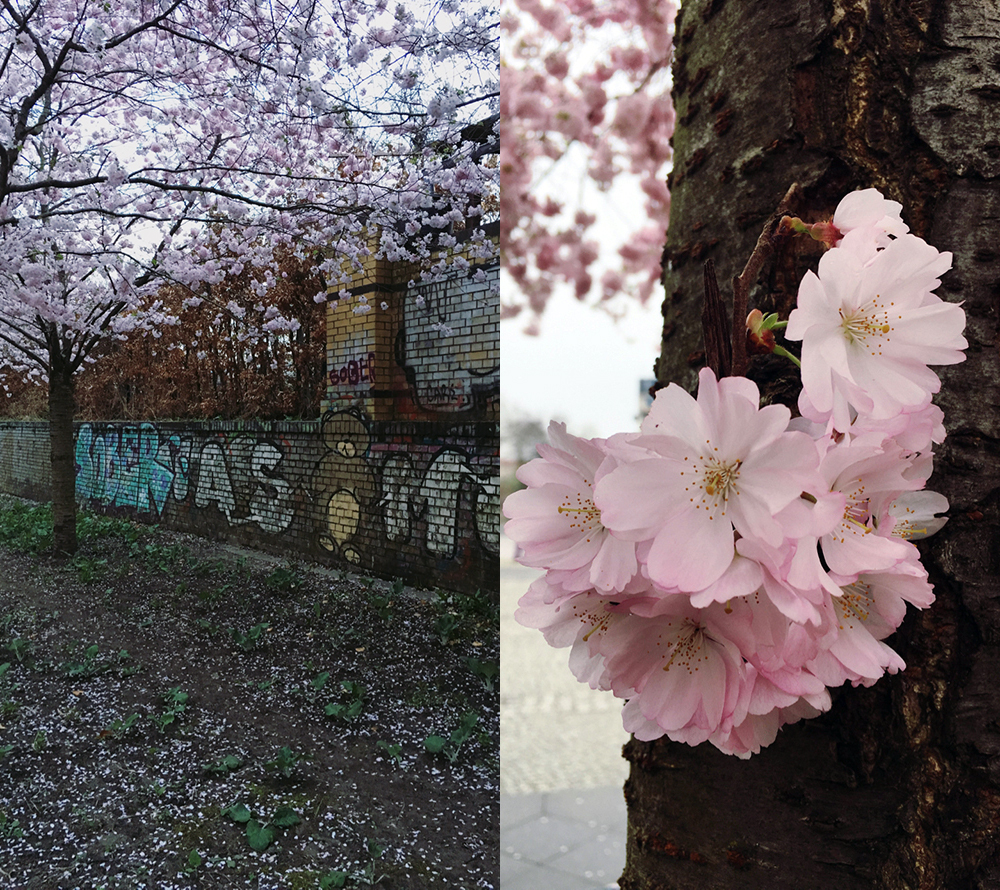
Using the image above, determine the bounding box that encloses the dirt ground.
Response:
[0,499,498,889]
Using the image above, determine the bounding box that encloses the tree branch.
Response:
[730,183,800,377]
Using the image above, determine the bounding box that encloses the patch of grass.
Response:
[130,540,189,573]
[0,505,145,555]
[191,557,231,578]
[71,555,107,583]
[77,513,142,544]
[0,502,52,553]
[431,587,497,644]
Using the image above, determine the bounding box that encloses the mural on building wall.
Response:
[314,410,499,565]
[416,448,497,558]
[75,423,189,515]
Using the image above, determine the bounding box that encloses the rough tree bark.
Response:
[624,1,1000,888]
[48,344,77,557]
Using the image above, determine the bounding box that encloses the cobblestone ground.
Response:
[500,539,630,796]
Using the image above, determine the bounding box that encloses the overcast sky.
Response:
[500,142,665,444]
[501,284,662,440]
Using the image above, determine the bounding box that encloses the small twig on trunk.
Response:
[729,183,801,377]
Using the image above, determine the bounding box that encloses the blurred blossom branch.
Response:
[501,0,676,329]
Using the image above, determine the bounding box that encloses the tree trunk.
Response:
[625,1,1000,887]
[49,357,77,556]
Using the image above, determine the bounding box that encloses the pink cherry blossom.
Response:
[514,578,625,691]
[787,233,965,431]
[710,688,830,758]
[598,597,747,745]
[876,490,950,541]
[596,367,822,592]
[805,573,917,688]
[503,422,638,593]
[502,189,964,758]
[815,434,923,577]
[832,188,909,257]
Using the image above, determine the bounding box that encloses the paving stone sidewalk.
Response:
[501,536,630,888]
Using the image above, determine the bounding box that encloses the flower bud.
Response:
[786,216,841,248]
[746,309,776,355]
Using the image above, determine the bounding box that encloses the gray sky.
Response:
[501,284,662,440]
[500,144,665,443]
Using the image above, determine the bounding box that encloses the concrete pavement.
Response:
[500,534,631,888]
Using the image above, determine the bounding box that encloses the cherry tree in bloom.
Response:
[504,189,967,757]
[0,0,498,553]
[501,0,675,325]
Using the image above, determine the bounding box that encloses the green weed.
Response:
[203,754,243,776]
[0,662,20,718]
[425,711,479,763]
[0,810,24,839]
[0,502,52,553]
[230,622,269,651]
[130,540,189,573]
[465,657,499,691]
[72,555,107,583]
[375,740,403,767]
[291,670,329,705]
[100,712,141,741]
[324,681,367,723]
[368,591,393,622]
[434,612,460,644]
[265,565,303,593]
[150,686,188,732]
[223,802,301,852]
[77,513,141,543]
[264,745,302,778]
[6,637,32,663]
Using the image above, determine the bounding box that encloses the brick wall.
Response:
[326,224,499,423]
[0,227,499,597]
[0,414,496,597]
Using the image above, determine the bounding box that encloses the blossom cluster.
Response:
[503,190,966,757]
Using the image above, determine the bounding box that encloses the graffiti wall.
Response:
[0,412,498,597]
[0,226,499,597]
